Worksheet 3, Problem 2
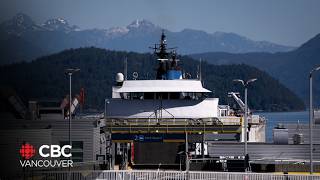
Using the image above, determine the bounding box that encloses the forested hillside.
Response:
[191,33,320,106]
[0,47,305,111]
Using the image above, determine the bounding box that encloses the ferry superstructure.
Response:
[104,31,266,170]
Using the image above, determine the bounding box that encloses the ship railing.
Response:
[219,114,265,126]
[147,108,175,125]
[248,115,266,125]
[218,116,242,125]
[107,118,234,126]
[106,118,231,130]
[29,170,320,180]
[104,118,240,134]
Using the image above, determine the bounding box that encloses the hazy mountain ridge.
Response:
[190,33,320,106]
[0,13,294,65]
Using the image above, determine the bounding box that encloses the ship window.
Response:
[129,92,143,99]
[169,92,180,99]
[220,110,227,116]
[144,92,154,99]
[180,92,205,100]
[182,92,194,99]
[144,92,171,100]
[157,92,168,99]
[60,141,84,162]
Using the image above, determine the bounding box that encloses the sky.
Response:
[0,0,320,47]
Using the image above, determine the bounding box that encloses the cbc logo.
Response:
[19,144,73,168]
[39,145,72,158]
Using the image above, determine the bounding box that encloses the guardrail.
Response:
[33,170,320,180]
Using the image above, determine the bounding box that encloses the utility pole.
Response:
[233,78,257,172]
[185,131,189,180]
[65,68,80,149]
[124,57,127,80]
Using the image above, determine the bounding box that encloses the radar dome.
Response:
[116,73,124,82]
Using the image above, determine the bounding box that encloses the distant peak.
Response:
[0,13,40,35]
[295,33,320,52]
[14,13,29,18]
[44,17,69,25]
[212,31,227,36]
[11,13,35,26]
[212,31,250,41]
[213,31,240,37]
[127,19,155,29]
[42,17,79,32]
[107,27,129,34]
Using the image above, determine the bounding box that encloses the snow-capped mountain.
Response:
[126,19,159,32]
[0,13,295,65]
[105,27,129,37]
[42,18,80,32]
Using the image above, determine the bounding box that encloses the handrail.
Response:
[30,170,320,180]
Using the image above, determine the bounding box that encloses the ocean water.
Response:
[256,111,309,142]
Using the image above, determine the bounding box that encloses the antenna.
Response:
[197,65,200,79]
[197,59,202,81]
[124,57,127,80]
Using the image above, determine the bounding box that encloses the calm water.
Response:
[256,111,309,142]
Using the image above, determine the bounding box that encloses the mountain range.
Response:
[190,33,320,106]
[0,13,294,65]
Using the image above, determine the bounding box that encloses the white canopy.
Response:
[116,80,211,93]
[106,98,219,119]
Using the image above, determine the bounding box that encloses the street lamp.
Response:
[104,98,111,169]
[65,68,80,148]
[233,78,257,172]
[309,65,320,174]
[105,99,110,119]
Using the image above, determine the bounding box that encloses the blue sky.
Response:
[1,0,320,46]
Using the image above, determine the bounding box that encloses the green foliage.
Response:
[190,34,320,106]
[0,47,305,111]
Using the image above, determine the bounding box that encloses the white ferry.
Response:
[104,31,266,170]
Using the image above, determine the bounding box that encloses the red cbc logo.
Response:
[19,143,36,159]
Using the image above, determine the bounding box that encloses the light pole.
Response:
[105,99,110,119]
[65,68,80,148]
[233,78,257,172]
[185,131,189,180]
[309,65,320,174]
[104,98,111,169]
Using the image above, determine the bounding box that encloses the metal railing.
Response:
[32,170,320,180]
